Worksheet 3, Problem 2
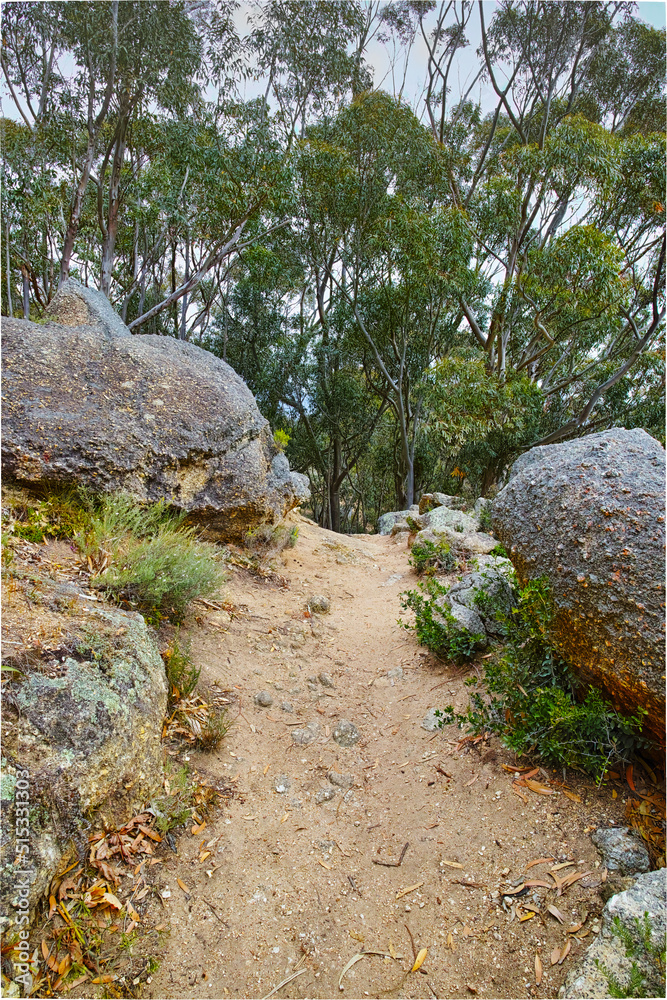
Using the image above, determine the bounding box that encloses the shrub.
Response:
[244,522,298,560]
[433,578,649,780]
[400,578,484,663]
[78,493,223,623]
[409,538,456,575]
[3,485,91,542]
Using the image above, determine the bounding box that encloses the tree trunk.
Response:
[100,115,129,297]
[179,230,190,340]
[21,265,30,319]
[60,138,96,286]
[5,222,13,317]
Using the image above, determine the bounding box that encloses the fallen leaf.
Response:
[535,953,543,986]
[338,953,365,989]
[524,779,554,795]
[91,975,117,984]
[199,851,212,862]
[396,881,424,899]
[503,883,525,894]
[263,764,270,775]
[465,775,479,786]
[318,859,332,870]
[446,931,455,951]
[566,922,583,934]
[519,911,535,922]
[551,861,576,872]
[550,946,561,966]
[41,940,51,963]
[48,894,58,919]
[526,857,556,869]
[563,790,581,803]
[441,859,463,869]
[177,878,189,894]
[101,892,123,909]
[511,785,528,803]
[559,939,572,964]
[626,764,635,792]
[191,821,206,835]
[547,904,566,923]
[411,948,427,972]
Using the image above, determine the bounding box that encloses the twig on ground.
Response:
[373,842,409,867]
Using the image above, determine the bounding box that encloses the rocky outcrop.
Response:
[433,557,516,647]
[492,429,665,747]
[561,869,666,999]
[591,827,650,876]
[378,497,497,555]
[2,283,301,540]
[0,591,167,924]
[44,278,132,339]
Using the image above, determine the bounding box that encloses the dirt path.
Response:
[148,515,623,1000]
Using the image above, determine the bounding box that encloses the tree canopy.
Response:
[2,0,664,530]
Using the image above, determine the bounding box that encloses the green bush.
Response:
[409,538,456,575]
[78,493,223,623]
[3,485,91,542]
[400,577,484,663]
[433,578,649,780]
[244,522,299,561]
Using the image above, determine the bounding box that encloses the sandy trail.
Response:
[148,515,622,1000]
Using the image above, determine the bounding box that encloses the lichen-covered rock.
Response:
[561,869,666,998]
[377,505,420,535]
[2,292,300,541]
[419,492,469,514]
[493,429,665,746]
[290,472,311,505]
[0,597,167,924]
[332,720,360,747]
[592,827,651,875]
[433,597,488,646]
[445,565,516,636]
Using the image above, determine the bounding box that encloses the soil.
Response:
[3,512,653,1000]
[144,515,628,1000]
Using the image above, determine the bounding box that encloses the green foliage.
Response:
[434,578,649,779]
[400,578,484,663]
[163,635,200,701]
[595,914,666,999]
[3,486,91,542]
[78,494,223,623]
[273,428,291,451]
[409,538,456,575]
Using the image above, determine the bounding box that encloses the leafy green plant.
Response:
[409,537,456,575]
[75,494,223,623]
[400,578,484,663]
[273,428,291,451]
[596,914,666,998]
[433,578,649,780]
[477,504,493,532]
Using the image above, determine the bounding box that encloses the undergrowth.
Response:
[403,572,649,780]
[409,538,456,575]
[596,913,666,998]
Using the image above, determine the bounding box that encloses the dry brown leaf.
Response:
[566,921,583,934]
[263,764,270,775]
[58,955,72,977]
[503,883,526,894]
[535,954,543,986]
[48,894,58,919]
[559,940,572,964]
[199,851,211,862]
[411,948,428,972]
[525,857,556,869]
[563,790,582,803]
[519,911,535,922]
[318,859,332,870]
[441,859,463,869]
[446,931,455,952]
[524,779,554,795]
[101,892,122,910]
[547,904,566,923]
[511,785,528,803]
[91,975,116,984]
[41,940,51,964]
[550,946,561,966]
[558,870,594,894]
[551,861,576,872]
[465,775,479,786]
[177,878,189,894]
[396,881,424,899]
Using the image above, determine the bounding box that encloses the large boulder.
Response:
[0,589,167,925]
[2,285,300,541]
[414,503,498,556]
[561,868,666,999]
[492,429,665,746]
